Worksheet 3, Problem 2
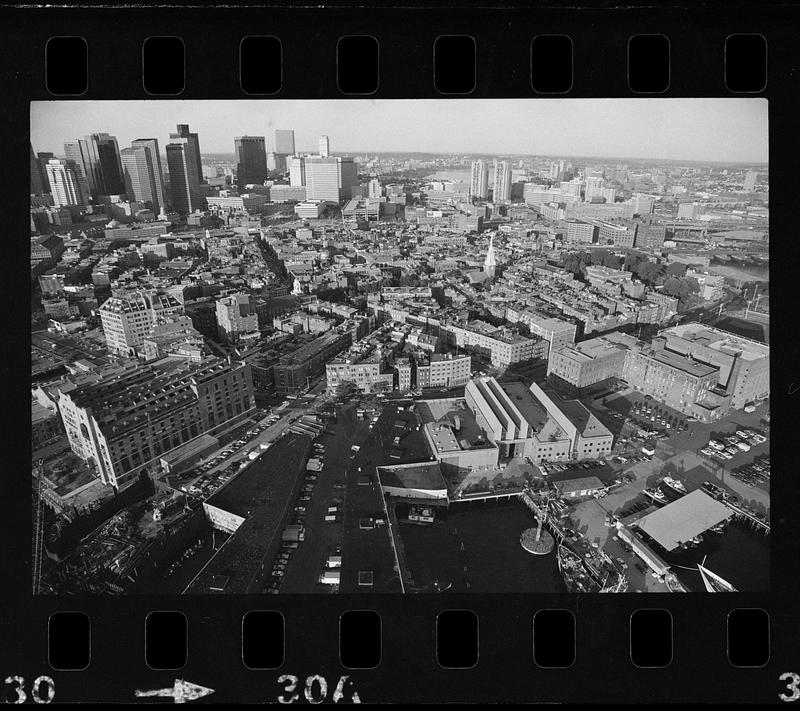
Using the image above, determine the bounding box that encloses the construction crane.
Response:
[32,458,46,594]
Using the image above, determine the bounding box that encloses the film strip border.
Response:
[43,32,768,98]
[9,595,797,704]
[8,6,787,100]
[6,1,798,704]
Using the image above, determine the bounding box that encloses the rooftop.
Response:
[499,381,549,433]
[377,461,448,493]
[650,348,719,378]
[663,322,769,361]
[634,489,733,551]
[557,399,612,439]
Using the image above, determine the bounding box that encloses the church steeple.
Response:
[484,234,497,278]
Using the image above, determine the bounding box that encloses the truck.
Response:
[743,403,756,413]
[281,525,305,542]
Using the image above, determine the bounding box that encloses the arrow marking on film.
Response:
[135,679,215,704]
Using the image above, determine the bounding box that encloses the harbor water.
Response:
[397,501,566,593]
[396,500,769,593]
[660,518,769,592]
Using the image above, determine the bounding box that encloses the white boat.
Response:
[661,475,687,495]
[643,487,668,504]
[698,561,737,592]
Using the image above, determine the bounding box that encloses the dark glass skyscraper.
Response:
[166,139,202,215]
[169,124,203,185]
[63,133,124,196]
[234,135,268,187]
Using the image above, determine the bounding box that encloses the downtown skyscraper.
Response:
[45,158,88,206]
[166,125,203,214]
[63,133,124,197]
[169,124,204,185]
[275,130,295,156]
[234,135,268,187]
[121,138,167,214]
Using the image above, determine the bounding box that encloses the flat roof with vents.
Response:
[634,489,733,552]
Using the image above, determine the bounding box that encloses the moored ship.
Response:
[698,559,738,592]
[557,544,597,593]
[661,475,687,495]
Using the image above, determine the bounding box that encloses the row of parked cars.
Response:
[266,441,328,594]
[612,454,651,464]
[700,429,767,461]
[540,459,605,475]
[194,414,282,476]
[731,453,770,487]
[629,402,688,432]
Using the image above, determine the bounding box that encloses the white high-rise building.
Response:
[289,156,306,186]
[319,135,330,158]
[46,159,87,207]
[368,178,382,198]
[470,160,489,199]
[492,159,512,203]
[304,156,358,201]
[98,289,183,356]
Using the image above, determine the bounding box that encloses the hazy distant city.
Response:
[31,100,769,595]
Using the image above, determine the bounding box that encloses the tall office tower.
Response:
[289,156,306,187]
[169,124,204,185]
[64,134,124,196]
[130,139,166,211]
[470,160,489,199]
[36,152,54,193]
[30,144,44,194]
[492,159,512,202]
[234,135,268,187]
[63,139,93,196]
[304,156,357,201]
[275,129,296,155]
[549,161,559,179]
[166,139,203,214]
[45,159,87,206]
[743,170,758,191]
[368,178,382,198]
[88,133,125,194]
[121,143,166,213]
[318,135,330,158]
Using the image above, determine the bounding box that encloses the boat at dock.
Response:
[698,560,738,592]
[661,475,687,495]
[407,505,435,525]
[643,487,668,504]
[557,544,597,593]
[665,571,688,592]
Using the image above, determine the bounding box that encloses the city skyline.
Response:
[31,98,768,164]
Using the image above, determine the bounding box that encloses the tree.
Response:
[662,276,684,297]
[684,276,700,294]
[666,262,687,278]
[335,381,359,400]
[398,274,421,287]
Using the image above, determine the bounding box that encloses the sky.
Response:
[31,98,768,164]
